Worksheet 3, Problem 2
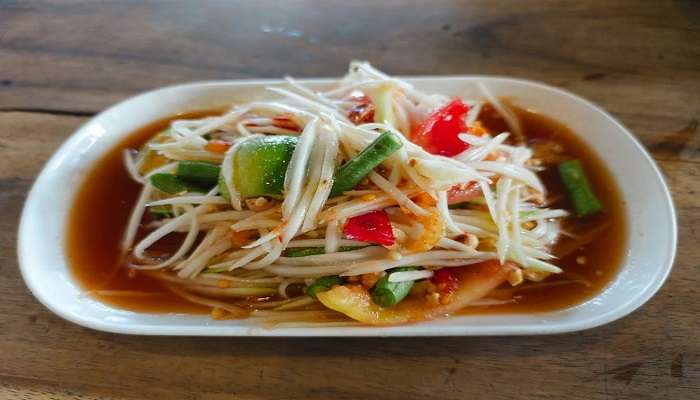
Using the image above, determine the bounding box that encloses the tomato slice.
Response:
[411,98,470,157]
[343,210,395,246]
[431,268,459,295]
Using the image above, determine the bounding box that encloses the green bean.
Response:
[176,161,220,186]
[330,131,403,196]
[284,246,368,257]
[306,276,345,299]
[149,173,208,194]
[558,160,602,217]
[371,267,420,308]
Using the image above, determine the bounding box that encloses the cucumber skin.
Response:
[218,173,231,202]
[218,136,298,200]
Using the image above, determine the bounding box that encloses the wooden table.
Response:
[1,1,698,399]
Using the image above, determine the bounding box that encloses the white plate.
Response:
[17,77,677,336]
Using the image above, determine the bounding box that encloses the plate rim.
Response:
[17,75,677,336]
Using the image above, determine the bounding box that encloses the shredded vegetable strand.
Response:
[283,117,318,218]
[115,61,573,324]
[122,184,153,251]
[130,205,200,270]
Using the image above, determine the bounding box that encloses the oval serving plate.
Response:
[17,77,677,336]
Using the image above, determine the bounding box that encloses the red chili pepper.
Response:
[411,98,470,157]
[343,210,395,246]
[431,268,459,295]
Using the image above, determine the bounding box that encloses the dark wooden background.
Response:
[1,1,698,399]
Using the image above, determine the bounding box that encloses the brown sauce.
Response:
[66,110,221,314]
[462,105,627,314]
[66,105,627,315]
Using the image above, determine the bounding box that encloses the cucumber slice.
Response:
[219,136,297,199]
[284,245,369,257]
[218,172,231,202]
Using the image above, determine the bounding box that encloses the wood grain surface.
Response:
[1,1,699,399]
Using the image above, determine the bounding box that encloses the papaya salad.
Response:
[118,61,608,325]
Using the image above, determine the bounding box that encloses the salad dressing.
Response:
[67,106,626,316]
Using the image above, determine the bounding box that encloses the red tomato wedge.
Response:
[343,210,395,246]
[411,98,470,157]
[431,268,459,295]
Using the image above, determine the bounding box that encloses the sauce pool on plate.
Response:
[66,106,627,315]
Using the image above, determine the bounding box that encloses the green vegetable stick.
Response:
[176,161,221,186]
[148,205,174,219]
[150,173,208,194]
[284,246,368,258]
[285,247,326,258]
[150,173,185,194]
[371,267,420,308]
[330,131,403,196]
[558,160,603,217]
[306,276,345,299]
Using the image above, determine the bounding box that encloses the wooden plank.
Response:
[0,1,698,112]
[0,111,698,400]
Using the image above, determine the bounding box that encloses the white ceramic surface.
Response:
[17,77,677,336]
